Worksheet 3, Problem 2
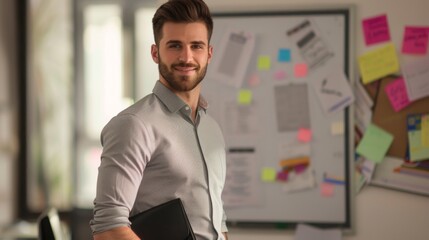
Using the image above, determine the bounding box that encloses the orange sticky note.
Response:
[321,182,335,197]
[297,128,312,142]
[248,73,260,87]
[294,63,308,78]
[279,156,310,168]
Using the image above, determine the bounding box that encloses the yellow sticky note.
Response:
[258,56,271,70]
[261,167,276,182]
[358,43,399,84]
[237,89,252,105]
[422,114,429,147]
[331,121,344,135]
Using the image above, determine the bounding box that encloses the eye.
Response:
[168,43,181,49]
[192,44,204,50]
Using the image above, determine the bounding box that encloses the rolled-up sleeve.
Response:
[90,114,153,234]
[221,208,228,233]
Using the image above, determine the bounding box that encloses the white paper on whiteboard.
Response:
[286,19,334,70]
[210,29,255,88]
[223,149,261,207]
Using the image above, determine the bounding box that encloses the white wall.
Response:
[228,186,429,240]
[201,0,429,239]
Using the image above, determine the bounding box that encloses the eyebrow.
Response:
[166,40,207,46]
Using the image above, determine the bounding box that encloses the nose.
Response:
[179,46,192,63]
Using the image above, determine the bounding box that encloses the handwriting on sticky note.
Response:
[356,123,394,163]
[297,128,312,142]
[362,14,390,45]
[401,26,429,55]
[384,77,411,112]
[294,63,308,78]
[278,48,291,62]
[237,89,252,105]
[261,167,276,182]
[358,43,399,84]
[321,182,335,197]
[258,55,271,70]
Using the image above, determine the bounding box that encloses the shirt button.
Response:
[185,107,190,111]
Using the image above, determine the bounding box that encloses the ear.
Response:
[207,45,213,64]
[151,44,159,64]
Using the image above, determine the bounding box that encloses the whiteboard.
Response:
[202,6,356,230]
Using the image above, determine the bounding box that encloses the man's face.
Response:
[151,22,212,92]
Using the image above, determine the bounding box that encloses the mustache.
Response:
[172,62,199,68]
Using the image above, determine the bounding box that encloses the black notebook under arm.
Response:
[129,198,196,240]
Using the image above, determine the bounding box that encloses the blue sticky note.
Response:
[278,48,291,62]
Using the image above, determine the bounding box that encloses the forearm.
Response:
[93,226,140,240]
[223,232,228,240]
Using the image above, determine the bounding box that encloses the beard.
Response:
[158,56,208,92]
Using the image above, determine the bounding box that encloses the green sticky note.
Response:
[356,123,394,163]
[258,55,271,70]
[237,89,252,105]
[261,167,276,182]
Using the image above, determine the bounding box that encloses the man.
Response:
[90,0,228,239]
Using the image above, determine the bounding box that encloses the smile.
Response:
[174,66,196,72]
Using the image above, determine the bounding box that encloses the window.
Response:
[22,0,158,216]
[74,0,158,208]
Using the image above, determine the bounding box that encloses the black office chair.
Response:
[37,208,63,240]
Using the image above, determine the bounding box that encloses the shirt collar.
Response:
[152,80,209,113]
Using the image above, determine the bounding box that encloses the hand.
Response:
[93,226,140,240]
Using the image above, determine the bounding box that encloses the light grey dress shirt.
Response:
[90,81,228,240]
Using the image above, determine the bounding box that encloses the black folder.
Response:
[129,198,196,240]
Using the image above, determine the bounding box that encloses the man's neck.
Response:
[175,88,200,121]
[159,79,201,121]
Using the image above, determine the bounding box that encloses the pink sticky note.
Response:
[362,14,391,45]
[384,77,411,112]
[276,171,289,182]
[321,182,335,197]
[401,26,429,55]
[294,164,308,174]
[274,70,287,80]
[297,128,312,142]
[294,63,307,78]
[248,73,260,87]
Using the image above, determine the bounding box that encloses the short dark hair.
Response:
[152,0,213,45]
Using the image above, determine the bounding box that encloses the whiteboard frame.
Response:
[210,4,357,233]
